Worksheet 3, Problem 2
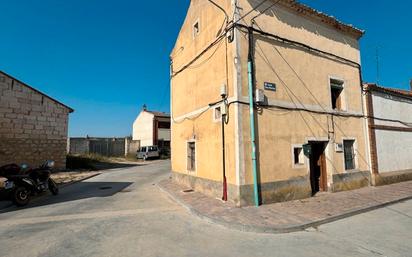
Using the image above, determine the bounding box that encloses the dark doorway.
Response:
[309,141,328,196]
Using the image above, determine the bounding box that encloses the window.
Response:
[193,21,200,38]
[187,142,196,171]
[293,146,305,166]
[158,122,170,129]
[330,78,344,110]
[343,140,356,170]
[149,146,158,152]
[141,147,147,152]
[214,106,222,121]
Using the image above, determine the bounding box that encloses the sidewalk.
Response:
[158,179,412,234]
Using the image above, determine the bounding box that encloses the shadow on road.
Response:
[91,162,143,170]
[0,181,133,214]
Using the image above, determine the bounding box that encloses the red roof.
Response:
[145,110,170,118]
[364,83,412,99]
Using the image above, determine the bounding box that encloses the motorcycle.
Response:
[0,160,59,206]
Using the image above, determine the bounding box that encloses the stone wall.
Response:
[0,73,71,169]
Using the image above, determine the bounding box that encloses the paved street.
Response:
[0,160,411,257]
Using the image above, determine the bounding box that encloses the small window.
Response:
[293,147,305,166]
[330,79,344,110]
[187,142,196,171]
[343,140,356,170]
[214,106,222,121]
[193,21,200,38]
[158,122,170,129]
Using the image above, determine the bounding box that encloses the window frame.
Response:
[329,76,347,111]
[192,19,200,39]
[213,105,222,123]
[343,139,357,171]
[186,140,197,172]
[291,144,306,169]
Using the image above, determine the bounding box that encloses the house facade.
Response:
[132,107,171,149]
[364,83,412,185]
[170,0,370,206]
[0,71,73,169]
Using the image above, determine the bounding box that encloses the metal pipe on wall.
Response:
[247,26,260,207]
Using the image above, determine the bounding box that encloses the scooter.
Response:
[0,161,59,206]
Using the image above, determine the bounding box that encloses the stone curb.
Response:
[158,180,412,234]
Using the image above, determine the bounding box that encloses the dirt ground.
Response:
[51,171,101,186]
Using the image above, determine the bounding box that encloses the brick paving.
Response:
[158,179,412,233]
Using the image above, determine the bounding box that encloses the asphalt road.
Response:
[0,160,411,257]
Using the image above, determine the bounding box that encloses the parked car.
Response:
[136,146,160,160]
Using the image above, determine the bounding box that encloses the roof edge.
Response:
[364,83,412,99]
[0,71,74,113]
[280,0,365,39]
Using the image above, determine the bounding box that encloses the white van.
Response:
[136,146,160,160]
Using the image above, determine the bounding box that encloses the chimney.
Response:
[142,104,147,111]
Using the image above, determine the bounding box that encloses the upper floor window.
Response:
[330,78,344,110]
[193,20,200,38]
[158,121,170,129]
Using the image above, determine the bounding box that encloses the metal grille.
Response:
[344,140,355,170]
[187,142,196,171]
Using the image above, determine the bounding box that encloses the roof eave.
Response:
[0,70,74,113]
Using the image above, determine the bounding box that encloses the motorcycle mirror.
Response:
[46,160,55,168]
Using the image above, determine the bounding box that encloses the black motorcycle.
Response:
[0,161,59,206]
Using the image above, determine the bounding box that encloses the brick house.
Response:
[0,71,73,169]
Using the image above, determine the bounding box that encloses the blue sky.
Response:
[0,1,410,137]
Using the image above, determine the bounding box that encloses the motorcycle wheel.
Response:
[48,179,59,195]
[12,186,31,206]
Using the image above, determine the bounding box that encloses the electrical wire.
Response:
[234,0,270,24]
[250,0,282,23]
[171,34,226,77]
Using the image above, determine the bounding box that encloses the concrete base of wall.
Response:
[332,171,371,192]
[171,172,240,206]
[172,171,372,207]
[239,176,312,206]
[372,169,412,186]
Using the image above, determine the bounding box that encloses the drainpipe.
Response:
[247,26,260,207]
[221,102,228,201]
[207,0,230,202]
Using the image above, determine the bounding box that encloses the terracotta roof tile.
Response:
[364,83,412,98]
[279,0,365,39]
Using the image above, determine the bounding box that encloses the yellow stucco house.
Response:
[170,0,370,206]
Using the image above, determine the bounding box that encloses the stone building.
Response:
[0,71,73,169]
[364,83,412,185]
[132,106,170,149]
[170,0,370,206]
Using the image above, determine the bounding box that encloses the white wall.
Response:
[372,92,412,173]
[375,130,412,173]
[373,91,412,127]
[132,111,154,147]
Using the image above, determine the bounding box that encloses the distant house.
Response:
[132,106,170,149]
[0,71,73,168]
[364,83,412,185]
